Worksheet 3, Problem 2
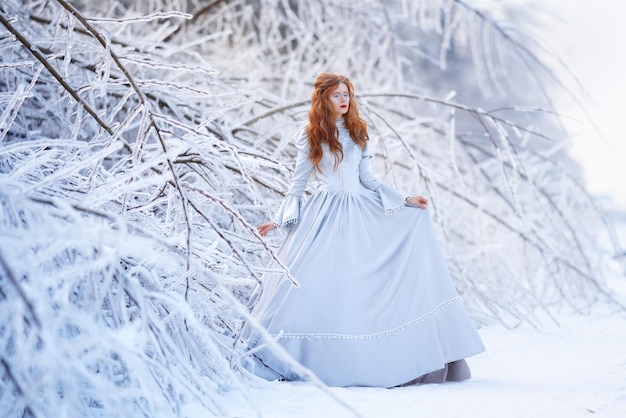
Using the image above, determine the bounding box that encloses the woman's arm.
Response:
[359,143,428,213]
[257,131,313,236]
[284,135,314,199]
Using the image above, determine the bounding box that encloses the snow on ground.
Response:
[184,293,626,418]
[184,224,626,418]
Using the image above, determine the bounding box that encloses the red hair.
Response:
[306,73,369,171]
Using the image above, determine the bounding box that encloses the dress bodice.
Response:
[313,121,366,193]
[271,118,411,227]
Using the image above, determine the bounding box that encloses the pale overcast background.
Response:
[547,1,626,211]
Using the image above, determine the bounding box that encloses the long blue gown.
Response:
[242,119,485,387]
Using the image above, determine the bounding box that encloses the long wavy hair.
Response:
[306,73,369,171]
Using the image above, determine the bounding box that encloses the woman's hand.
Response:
[257,222,278,237]
[406,195,428,209]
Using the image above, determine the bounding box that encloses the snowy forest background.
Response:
[1,0,625,417]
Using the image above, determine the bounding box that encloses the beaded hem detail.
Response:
[384,203,406,215]
[280,218,298,227]
[273,218,298,228]
[275,297,461,341]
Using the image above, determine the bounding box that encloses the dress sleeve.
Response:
[271,131,314,228]
[359,144,410,215]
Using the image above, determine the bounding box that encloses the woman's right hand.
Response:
[406,195,428,209]
[257,222,278,237]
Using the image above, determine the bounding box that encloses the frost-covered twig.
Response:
[0,12,115,138]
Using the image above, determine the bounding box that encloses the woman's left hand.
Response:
[406,195,428,209]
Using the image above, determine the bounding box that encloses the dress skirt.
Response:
[242,187,485,387]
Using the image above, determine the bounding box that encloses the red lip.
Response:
[340,105,347,108]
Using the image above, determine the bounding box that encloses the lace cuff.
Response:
[378,184,410,215]
[271,194,301,227]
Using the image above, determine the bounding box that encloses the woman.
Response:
[242,73,484,387]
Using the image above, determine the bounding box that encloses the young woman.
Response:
[242,73,484,387]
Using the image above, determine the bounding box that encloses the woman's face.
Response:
[328,83,350,118]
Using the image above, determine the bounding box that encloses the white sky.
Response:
[545,1,626,210]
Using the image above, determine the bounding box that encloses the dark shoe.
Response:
[416,365,448,384]
[446,359,471,382]
[399,365,448,386]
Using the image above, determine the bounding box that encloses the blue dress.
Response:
[242,119,485,387]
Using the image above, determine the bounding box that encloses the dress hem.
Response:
[268,296,461,341]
